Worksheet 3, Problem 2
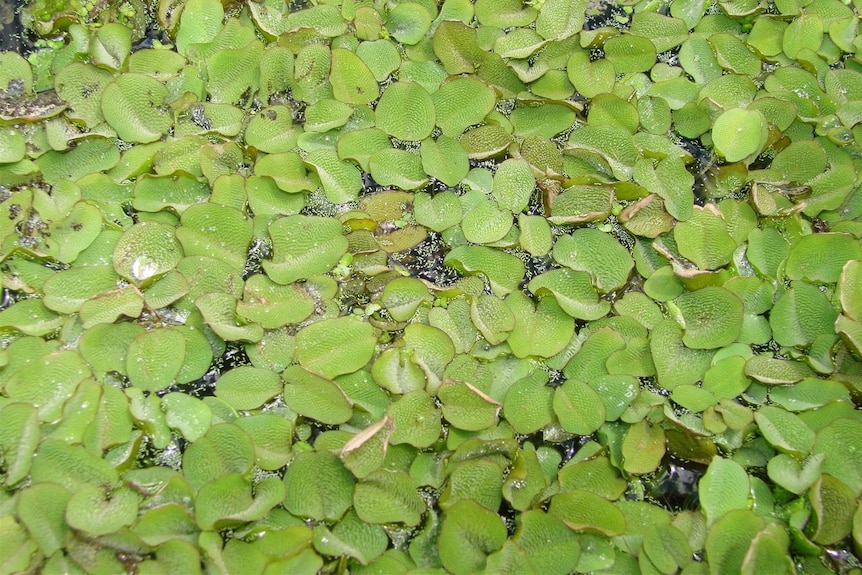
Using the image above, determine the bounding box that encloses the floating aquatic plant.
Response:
[0,0,861,572]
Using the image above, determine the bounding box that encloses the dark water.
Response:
[0,0,31,55]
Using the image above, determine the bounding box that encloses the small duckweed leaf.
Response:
[505,291,574,359]
[196,474,284,530]
[431,77,496,138]
[66,485,138,536]
[439,500,507,575]
[420,136,470,187]
[549,489,626,536]
[17,484,71,556]
[553,229,633,293]
[162,392,212,442]
[603,34,657,73]
[283,365,353,425]
[283,450,355,521]
[113,222,183,285]
[554,379,606,435]
[438,379,501,431]
[651,319,715,390]
[503,371,554,435]
[672,286,744,349]
[786,233,862,284]
[445,245,525,296]
[295,316,376,379]
[368,148,430,191]
[376,82,435,141]
[767,453,826,495]
[176,203,252,271]
[354,469,426,525]
[215,366,282,411]
[233,413,293,471]
[101,74,171,143]
[699,457,750,526]
[126,328,186,391]
[388,390,442,448]
[622,420,666,474]
[264,215,348,285]
[808,474,856,545]
[0,403,40,486]
[711,108,768,163]
[812,418,862,494]
[313,509,388,565]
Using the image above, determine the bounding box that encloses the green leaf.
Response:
[196,474,284,530]
[431,76,496,138]
[549,489,626,536]
[101,74,171,143]
[263,215,348,285]
[354,469,426,525]
[330,47,379,105]
[699,457,750,526]
[553,229,633,293]
[283,366,353,425]
[66,485,138,536]
[375,82,436,141]
[553,379,605,435]
[113,222,184,284]
[671,286,744,349]
[808,474,856,545]
[295,316,376,379]
[622,421,666,475]
[711,108,768,163]
[283,450,355,521]
[603,34,657,73]
[438,500,507,575]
